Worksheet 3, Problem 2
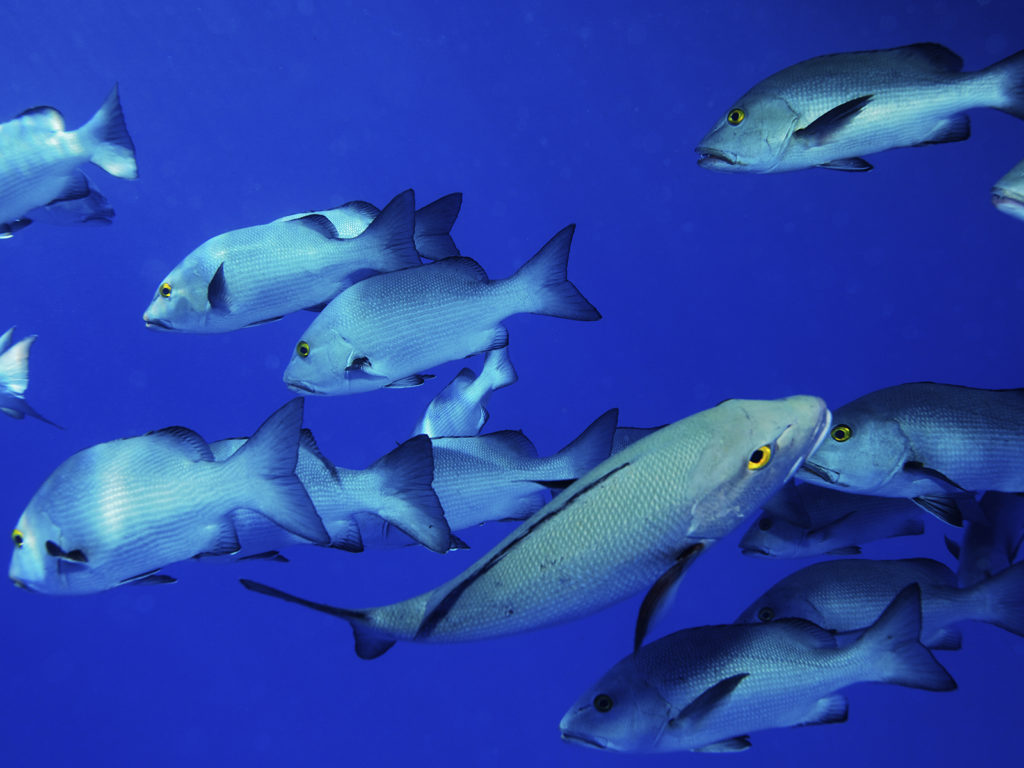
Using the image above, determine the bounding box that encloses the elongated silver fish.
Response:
[8,400,325,595]
[798,382,1024,526]
[210,430,449,554]
[696,44,1024,173]
[143,190,429,333]
[0,84,136,237]
[411,346,517,438]
[947,492,1024,587]
[740,482,924,558]
[735,557,1024,650]
[284,225,600,395]
[560,585,955,754]
[241,396,830,658]
[992,157,1024,222]
[0,328,59,427]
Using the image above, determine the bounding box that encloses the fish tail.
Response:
[856,584,957,691]
[239,579,396,659]
[355,189,421,271]
[0,336,62,428]
[413,192,462,260]
[510,224,601,320]
[367,434,451,554]
[981,49,1024,119]
[543,408,619,482]
[479,346,517,392]
[229,398,329,545]
[81,84,138,179]
[966,560,1024,638]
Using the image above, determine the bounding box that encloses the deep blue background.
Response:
[3,2,1022,766]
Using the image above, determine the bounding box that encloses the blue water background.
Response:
[3,2,1022,765]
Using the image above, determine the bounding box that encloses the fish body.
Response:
[955,492,1024,587]
[143,190,424,333]
[284,225,599,395]
[411,346,517,438]
[0,84,136,236]
[740,481,924,558]
[696,44,1024,173]
[0,328,59,426]
[8,400,325,595]
[560,586,955,753]
[242,396,830,658]
[992,157,1024,221]
[798,382,1024,525]
[734,557,1024,649]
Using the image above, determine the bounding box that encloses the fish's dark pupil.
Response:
[758,607,774,622]
[593,694,614,713]
[750,449,763,464]
[758,517,773,531]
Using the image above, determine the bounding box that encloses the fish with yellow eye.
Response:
[696,43,1024,173]
[241,396,830,659]
[0,327,60,427]
[142,190,462,334]
[8,399,327,595]
[798,382,1024,527]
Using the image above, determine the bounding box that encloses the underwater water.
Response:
[3,1,1023,765]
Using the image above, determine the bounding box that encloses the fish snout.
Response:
[695,145,739,169]
[143,315,174,331]
[800,459,840,485]
[9,576,34,592]
[560,730,607,750]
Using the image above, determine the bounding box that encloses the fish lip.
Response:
[10,577,34,592]
[695,145,739,166]
[740,546,770,557]
[143,317,174,331]
[800,459,840,485]
[560,731,607,750]
[286,380,319,394]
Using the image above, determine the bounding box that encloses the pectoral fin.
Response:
[818,157,873,172]
[207,263,230,314]
[912,496,963,527]
[634,542,704,650]
[903,461,968,492]
[121,569,177,586]
[386,374,434,388]
[45,540,88,562]
[670,673,749,727]
[794,95,873,146]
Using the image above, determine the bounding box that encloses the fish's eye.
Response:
[747,445,772,470]
[830,424,852,442]
[727,108,745,125]
[296,341,310,358]
[758,517,773,531]
[159,282,172,299]
[593,694,614,713]
[757,606,775,622]
[11,529,24,548]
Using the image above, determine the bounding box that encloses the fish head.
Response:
[560,656,674,753]
[8,504,63,593]
[696,89,800,173]
[738,512,809,558]
[992,186,1024,223]
[284,323,388,395]
[797,399,910,494]
[142,241,226,332]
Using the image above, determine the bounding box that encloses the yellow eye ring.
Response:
[159,282,172,299]
[727,108,745,125]
[296,341,310,358]
[12,529,24,548]
[747,445,772,470]
[831,425,852,442]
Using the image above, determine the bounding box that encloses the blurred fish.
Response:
[992,157,1024,221]
[0,84,136,237]
[740,482,924,558]
[948,492,1024,587]
[276,192,462,261]
[143,190,423,333]
[8,399,325,595]
[284,224,600,395]
[560,585,955,754]
[734,557,1024,650]
[411,346,517,438]
[798,382,1024,526]
[241,396,829,658]
[0,328,59,427]
[210,431,450,554]
[696,44,1024,173]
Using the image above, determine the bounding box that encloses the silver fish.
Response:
[560,585,955,754]
[8,399,325,595]
[143,190,427,333]
[798,382,1024,526]
[696,44,1024,173]
[992,157,1024,222]
[284,224,600,395]
[210,430,449,554]
[734,557,1024,651]
[948,492,1024,587]
[612,426,663,455]
[410,346,517,438]
[0,328,59,427]
[241,395,830,658]
[740,481,924,558]
[0,84,136,237]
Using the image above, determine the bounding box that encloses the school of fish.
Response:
[4,40,1024,756]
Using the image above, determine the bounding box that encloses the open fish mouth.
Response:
[695,146,739,167]
[799,460,840,485]
[560,731,607,750]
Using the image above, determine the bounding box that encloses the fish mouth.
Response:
[800,459,841,485]
[143,316,174,331]
[286,380,320,395]
[560,731,607,750]
[740,545,771,557]
[10,577,34,592]
[992,191,1024,217]
[695,146,739,168]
